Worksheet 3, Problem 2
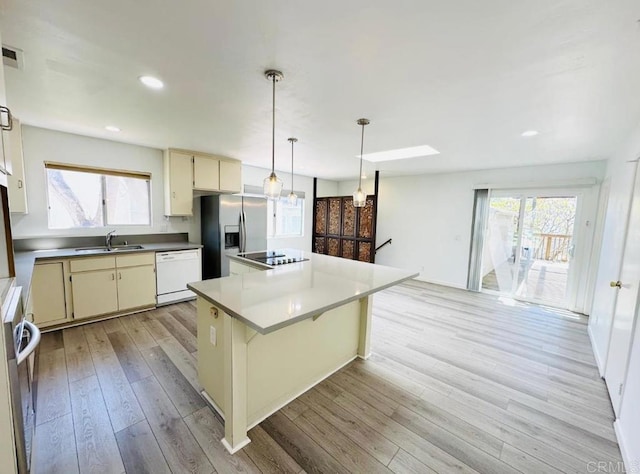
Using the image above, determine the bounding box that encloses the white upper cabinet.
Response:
[7,119,28,213]
[219,160,242,193]
[164,148,242,216]
[164,150,194,216]
[193,154,220,191]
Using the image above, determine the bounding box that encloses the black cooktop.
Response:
[240,250,308,266]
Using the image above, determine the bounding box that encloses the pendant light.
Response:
[263,69,284,199]
[287,137,298,205]
[353,118,370,208]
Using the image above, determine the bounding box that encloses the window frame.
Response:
[268,195,305,238]
[45,162,153,230]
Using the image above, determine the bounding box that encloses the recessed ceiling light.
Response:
[521,130,539,137]
[360,145,440,163]
[138,75,164,90]
[105,125,121,132]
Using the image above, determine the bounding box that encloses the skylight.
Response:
[359,145,440,162]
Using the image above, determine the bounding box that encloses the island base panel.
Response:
[196,296,373,454]
[246,299,361,426]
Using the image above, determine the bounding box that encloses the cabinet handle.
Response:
[17,180,23,189]
[172,191,176,198]
[0,106,13,131]
[111,273,115,280]
[118,272,122,280]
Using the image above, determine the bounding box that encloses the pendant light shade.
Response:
[263,70,284,200]
[353,118,370,208]
[287,137,298,206]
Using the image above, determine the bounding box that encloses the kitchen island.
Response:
[187,250,417,454]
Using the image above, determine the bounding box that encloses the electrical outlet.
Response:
[210,326,217,346]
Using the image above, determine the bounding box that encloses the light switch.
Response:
[210,325,217,346]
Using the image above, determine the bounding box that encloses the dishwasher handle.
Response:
[156,250,200,263]
[15,321,41,366]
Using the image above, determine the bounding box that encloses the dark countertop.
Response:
[15,242,202,296]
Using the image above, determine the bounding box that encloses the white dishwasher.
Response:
[156,249,202,305]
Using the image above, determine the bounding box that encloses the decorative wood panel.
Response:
[315,200,327,234]
[312,184,378,264]
[358,242,372,263]
[357,198,375,239]
[342,199,356,237]
[314,237,326,254]
[327,238,340,257]
[328,198,341,235]
[341,240,355,259]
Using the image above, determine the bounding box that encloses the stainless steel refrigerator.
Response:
[201,193,268,278]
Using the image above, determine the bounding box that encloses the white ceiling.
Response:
[1,0,640,180]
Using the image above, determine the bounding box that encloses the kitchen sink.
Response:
[111,245,144,250]
[75,245,144,252]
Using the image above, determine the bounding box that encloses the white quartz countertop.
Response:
[187,250,417,334]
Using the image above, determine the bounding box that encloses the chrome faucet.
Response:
[106,230,117,251]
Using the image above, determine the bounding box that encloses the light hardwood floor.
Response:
[31,281,622,473]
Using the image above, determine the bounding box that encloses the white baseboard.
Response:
[413,276,466,290]
[588,324,606,377]
[221,436,251,455]
[246,355,358,431]
[201,391,225,421]
[201,354,358,455]
[614,419,633,473]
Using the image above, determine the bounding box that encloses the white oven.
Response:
[156,249,202,305]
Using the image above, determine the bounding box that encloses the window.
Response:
[46,162,151,229]
[268,196,304,237]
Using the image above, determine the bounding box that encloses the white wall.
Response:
[588,123,640,373]
[12,125,196,240]
[338,161,606,292]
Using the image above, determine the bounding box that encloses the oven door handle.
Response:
[15,321,41,366]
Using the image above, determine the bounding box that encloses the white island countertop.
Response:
[187,250,417,334]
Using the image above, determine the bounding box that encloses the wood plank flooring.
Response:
[32,282,622,473]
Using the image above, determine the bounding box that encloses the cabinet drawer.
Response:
[116,252,155,268]
[70,256,116,273]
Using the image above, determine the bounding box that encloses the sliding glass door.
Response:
[480,191,579,308]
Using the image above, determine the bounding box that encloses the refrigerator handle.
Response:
[239,211,246,253]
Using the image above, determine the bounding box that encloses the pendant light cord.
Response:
[271,75,276,174]
[358,123,365,188]
[291,139,294,190]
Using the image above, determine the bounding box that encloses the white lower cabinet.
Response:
[32,251,158,326]
[71,269,119,319]
[31,262,68,326]
[115,252,156,310]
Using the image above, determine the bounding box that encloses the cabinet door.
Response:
[219,160,242,193]
[117,265,156,310]
[31,263,67,325]
[193,155,220,191]
[0,29,10,176]
[168,151,193,215]
[71,270,118,319]
[7,119,26,213]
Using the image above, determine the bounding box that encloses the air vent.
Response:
[2,45,23,70]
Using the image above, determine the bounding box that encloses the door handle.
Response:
[0,106,13,131]
[610,281,622,289]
